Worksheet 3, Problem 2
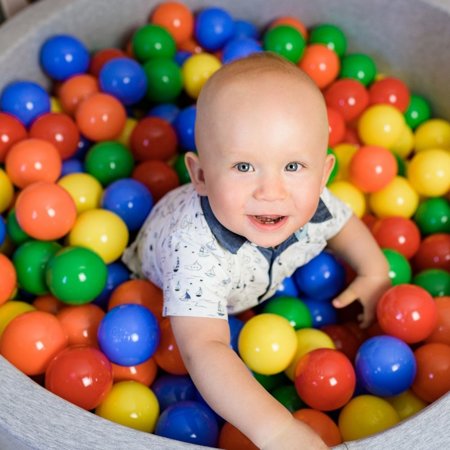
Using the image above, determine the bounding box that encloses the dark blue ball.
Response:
[151,374,197,411]
[174,104,196,151]
[302,298,338,328]
[93,261,130,309]
[148,102,180,124]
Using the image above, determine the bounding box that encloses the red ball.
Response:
[294,348,356,411]
[0,112,27,163]
[45,346,113,410]
[371,216,421,259]
[293,409,342,446]
[368,76,410,112]
[130,117,178,162]
[412,233,450,273]
[321,324,361,361]
[425,296,450,345]
[89,47,126,78]
[218,422,258,450]
[377,284,438,343]
[327,106,346,147]
[111,358,158,386]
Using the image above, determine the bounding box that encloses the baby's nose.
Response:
[253,174,287,201]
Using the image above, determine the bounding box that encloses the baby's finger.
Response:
[332,288,358,309]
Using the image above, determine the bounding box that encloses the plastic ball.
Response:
[238,313,297,375]
[0,112,27,163]
[386,390,428,420]
[132,24,176,62]
[368,77,410,112]
[263,25,305,63]
[0,300,35,338]
[15,181,77,240]
[294,348,356,411]
[412,269,450,297]
[150,1,194,45]
[111,357,158,386]
[321,324,361,361]
[75,93,126,141]
[309,23,347,57]
[339,53,376,86]
[358,104,405,148]
[99,57,147,105]
[173,153,191,185]
[270,383,304,413]
[151,374,196,411]
[391,124,415,159]
[101,178,153,232]
[194,7,234,51]
[302,298,338,328]
[273,276,299,298]
[348,145,397,193]
[411,342,450,403]
[33,294,65,314]
[293,409,342,446]
[148,102,180,124]
[338,395,399,441]
[222,37,262,64]
[407,148,450,197]
[98,304,160,366]
[0,216,5,247]
[412,234,450,273]
[377,284,438,343]
[219,421,258,450]
[6,208,29,245]
[371,216,421,259]
[182,53,222,99]
[173,104,196,151]
[425,296,450,345]
[404,94,431,129]
[5,138,62,188]
[233,19,259,40]
[0,253,17,305]
[369,176,419,218]
[58,73,99,115]
[0,310,68,375]
[382,248,412,285]
[262,296,312,330]
[95,380,160,432]
[68,208,129,264]
[414,118,450,152]
[0,80,51,127]
[414,197,450,235]
[299,44,340,89]
[39,34,90,81]
[269,16,307,40]
[326,106,346,147]
[228,315,244,353]
[93,261,130,309]
[45,346,113,410]
[328,178,365,216]
[89,47,126,77]
[12,240,62,295]
[46,246,108,304]
[142,58,183,103]
[293,251,346,300]
[332,143,358,181]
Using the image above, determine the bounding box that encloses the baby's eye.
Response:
[285,162,302,172]
[234,162,254,172]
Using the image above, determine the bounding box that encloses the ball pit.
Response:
[0,1,449,450]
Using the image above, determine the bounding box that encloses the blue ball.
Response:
[233,19,259,40]
[222,37,262,64]
[97,304,160,366]
[148,103,180,124]
[293,251,346,301]
[195,7,235,51]
[39,34,90,81]
[93,261,130,309]
[173,105,196,151]
[151,374,197,411]
[0,80,50,127]
[228,315,244,353]
[0,216,6,247]
[273,276,299,298]
[101,178,153,232]
[74,135,92,160]
[174,50,192,66]
[302,298,338,328]
[99,57,147,105]
[355,335,417,397]
[155,401,219,447]
[61,158,84,176]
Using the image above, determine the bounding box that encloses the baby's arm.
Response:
[171,315,328,450]
[327,214,391,327]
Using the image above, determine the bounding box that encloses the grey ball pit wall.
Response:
[0,0,449,449]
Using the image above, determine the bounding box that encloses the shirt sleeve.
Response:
[319,187,353,240]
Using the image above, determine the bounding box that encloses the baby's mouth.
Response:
[253,215,285,224]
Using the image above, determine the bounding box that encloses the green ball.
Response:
[85,141,135,186]
[132,24,176,63]
[46,246,108,304]
[340,53,377,86]
[6,208,30,246]
[253,371,290,391]
[413,269,450,297]
[173,153,191,185]
[143,58,183,103]
[393,152,407,177]
[404,94,431,129]
[263,25,306,63]
[383,248,412,286]
[327,147,339,185]
[262,296,312,330]
[309,23,347,57]
[413,198,450,235]
[271,384,305,412]
[13,240,62,295]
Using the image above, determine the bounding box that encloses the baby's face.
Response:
[191,71,334,248]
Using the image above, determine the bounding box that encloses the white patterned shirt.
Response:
[122,184,352,320]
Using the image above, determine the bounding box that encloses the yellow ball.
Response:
[414,118,450,152]
[369,176,419,218]
[284,328,335,380]
[391,124,414,159]
[96,381,159,432]
[387,390,428,421]
[0,168,14,214]
[117,117,138,148]
[68,208,129,263]
[182,53,222,99]
[358,104,405,149]
[58,173,104,214]
[407,148,450,197]
[238,313,297,375]
[50,96,63,113]
[333,143,358,181]
[0,301,36,338]
[328,180,366,218]
[338,395,400,441]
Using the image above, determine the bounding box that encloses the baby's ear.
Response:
[321,152,336,190]
[184,152,208,195]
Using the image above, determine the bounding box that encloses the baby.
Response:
[124,52,390,449]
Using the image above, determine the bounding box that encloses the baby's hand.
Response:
[332,274,391,328]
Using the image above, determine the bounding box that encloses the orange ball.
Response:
[150,1,194,45]
[112,358,158,386]
[218,422,258,450]
[15,181,77,240]
[0,254,17,305]
[0,310,68,375]
[75,93,126,142]
[293,409,343,447]
[411,342,450,403]
[425,297,450,346]
[299,44,340,89]
[5,138,62,188]
[32,294,66,314]
[327,106,346,147]
[270,16,308,40]
[58,74,99,116]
